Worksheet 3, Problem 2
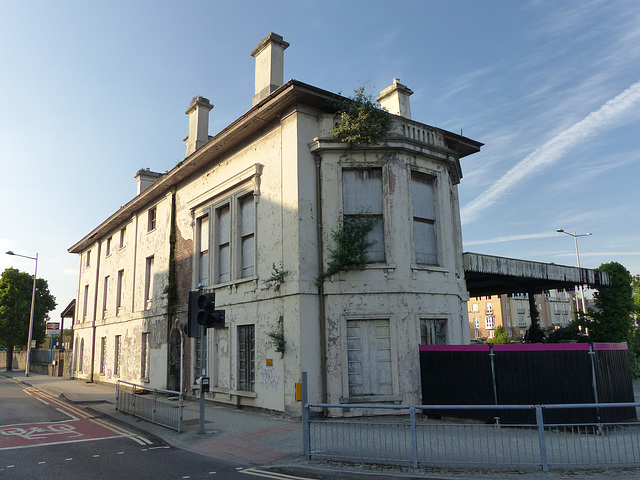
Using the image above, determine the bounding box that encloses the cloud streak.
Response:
[464,232,558,246]
[461,79,640,225]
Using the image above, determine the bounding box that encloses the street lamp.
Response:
[6,250,38,377]
[556,229,591,315]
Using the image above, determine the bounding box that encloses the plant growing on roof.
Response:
[330,86,391,145]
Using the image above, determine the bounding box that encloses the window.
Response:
[347,319,392,396]
[86,250,91,268]
[239,195,255,278]
[145,256,154,306]
[506,315,511,327]
[198,215,209,286]
[102,276,110,315]
[141,332,149,380]
[472,303,479,312]
[485,316,495,329]
[474,317,480,329]
[411,172,437,265]
[212,192,256,284]
[116,269,124,311]
[82,285,89,321]
[148,206,157,232]
[79,338,84,373]
[119,227,126,249]
[420,318,447,345]
[114,335,121,376]
[342,168,385,263]
[238,325,255,391]
[486,302,493,313]
[99,337,106,374]
[216,205,231,283]
[106,236,112,256]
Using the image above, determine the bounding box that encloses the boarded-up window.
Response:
[347,319,392,396]
[217,205,231,283]
[342,169,385,263]
[238,325,255,392]
[141,332,149,380]
[420,318,447,345]
[114,335,121,376]
[412,172,438,265]
[239,195,255,278]
[198,215,209,285]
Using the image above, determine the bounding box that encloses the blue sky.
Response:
[1,0,639,325]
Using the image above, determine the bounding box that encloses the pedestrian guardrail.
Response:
[116,380,183,433]
[302,402,640,472]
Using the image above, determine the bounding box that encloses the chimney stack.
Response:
[251,32,289,106]
[184,96,213,156]
[377,78,413,119]
[135,168,163,195]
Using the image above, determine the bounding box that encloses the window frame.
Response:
[340,166,386,265]
[410,169,440,267]
[193,185,257,287]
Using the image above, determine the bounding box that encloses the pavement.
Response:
[2,368,640,480]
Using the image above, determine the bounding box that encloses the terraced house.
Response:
[68,33,482,416]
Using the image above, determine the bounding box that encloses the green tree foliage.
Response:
[330,87,391,144]
[524,300,547,343]
[485,325,510,344]
[0,268,56,370]
[632,274,640,313]
[586,262,635,343]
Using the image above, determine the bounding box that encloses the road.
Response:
[0,376,381,480]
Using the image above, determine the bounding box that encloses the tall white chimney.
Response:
[184,96,213,156]
[135,168,163,195]
[377,78,413,119]
[251,32,289,106]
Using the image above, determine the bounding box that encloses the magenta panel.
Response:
[493,343,589,352]
[419,344,489,352]
[593,343,628,350]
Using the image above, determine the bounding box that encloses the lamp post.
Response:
[6,251,38,377]
[556,230,591,315]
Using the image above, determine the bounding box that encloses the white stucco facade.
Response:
[68,33,481,416]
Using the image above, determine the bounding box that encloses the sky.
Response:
[1,0,639,326]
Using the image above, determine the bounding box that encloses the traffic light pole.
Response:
[199,326,206,434]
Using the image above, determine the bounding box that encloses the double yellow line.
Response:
[19,381,152,446]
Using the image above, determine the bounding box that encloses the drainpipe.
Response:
[314,154,328,404]
[89,241,102,383]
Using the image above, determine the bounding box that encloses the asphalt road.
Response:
[0,376,380,480]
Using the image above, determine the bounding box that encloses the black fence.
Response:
[420,343,636,424]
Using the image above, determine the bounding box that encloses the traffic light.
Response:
[187,290,201,338]
[196,292,225,329]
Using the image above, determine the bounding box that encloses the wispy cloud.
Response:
[464,232,557,246]
[461,80,640,225]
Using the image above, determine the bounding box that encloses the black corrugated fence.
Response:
[420,343,636,424]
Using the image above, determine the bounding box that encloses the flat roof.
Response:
[463,252,609,297]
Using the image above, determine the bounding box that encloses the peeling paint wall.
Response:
[71,102,474,416]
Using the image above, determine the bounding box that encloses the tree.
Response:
[524,298,546,343]
[586,262,635,343]
[0,268,56,370]
[485,325,510,344]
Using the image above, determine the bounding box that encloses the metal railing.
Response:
[116,380,184,432]
[303,402,640,472]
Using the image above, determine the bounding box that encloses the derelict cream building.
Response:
[68,33,482,416]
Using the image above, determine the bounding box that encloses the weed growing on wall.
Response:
[323,215,377,278]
